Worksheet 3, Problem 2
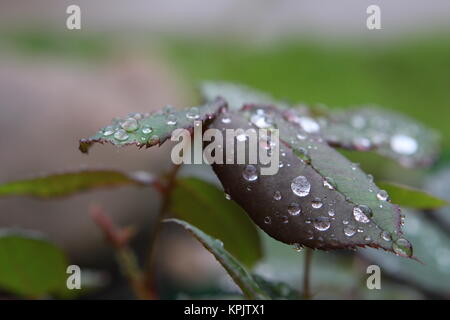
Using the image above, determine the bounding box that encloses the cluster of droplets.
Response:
[101,112,159,144]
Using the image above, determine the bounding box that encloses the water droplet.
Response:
[294,147,310,162]
[163,104,174,114]
[142,126,153,135]
[273,191,282,201]
[364,236,372,241]
[103,127,114,136]
[186,107,200,120]
[298,117,320,133]
[353,137,372,151]
[288,202,301,216]
[343,220,349,225]
[225,193,231,200]
[353,205,372,223]
[250,109,273,128]
[314,217,331,231]
[281,215,289,224]
[390,134,418,155]
[236,133,247,142]
[129,112,144,120]
[264,216,271,224]
[393,238,413,257]
[291,176,310,197]
[311,198,323,209]
[323,177,336,190]
[328,209,335,217]
[121,118,139,132]
[149,135,159,143]
[166,114,177,126]
[376,190,390,201]
[114,129,129,141]
[293,243,303,252]
[242,165,258,182]
[351,115,366,129]
[344,225,356,237]
[381,231,392,241]
[221,116,231,124]
[296,133,306,140]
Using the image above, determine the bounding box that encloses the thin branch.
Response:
[90,205,154,300]
[144,164,182,297]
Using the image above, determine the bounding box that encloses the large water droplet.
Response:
[291,176,310,197]
[114,129,129,141]
[242,165,258,182]
[390,134,418,155]
[393,238,413,257]
[353,205,372,223]
[376,190,390,201]
[314,217,331,231]
[121,118,139,132]
[287,202,301,216]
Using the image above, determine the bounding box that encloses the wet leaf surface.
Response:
[165,219,268,300]
[321,107,441,168]
[79,98,227,153]
[209,109,411,256]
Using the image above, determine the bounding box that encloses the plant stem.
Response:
[303,248,313,299]
[144,164,182,297]
[90,205,154,299]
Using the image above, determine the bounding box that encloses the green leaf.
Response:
[202,82,440,168]
[425,167,450,230]
[210,108,412,256]
[252,274,300,300]
[320,107,441,168]
[169,177,262,268]
[0,230,68,298]
[201,81,289,110]
[377,181,448,209]
[0,169,155,199]
[361,209,450,296]
[79,98,227,153]
[164,219,268,300]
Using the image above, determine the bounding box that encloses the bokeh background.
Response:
[0,0,449,299]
